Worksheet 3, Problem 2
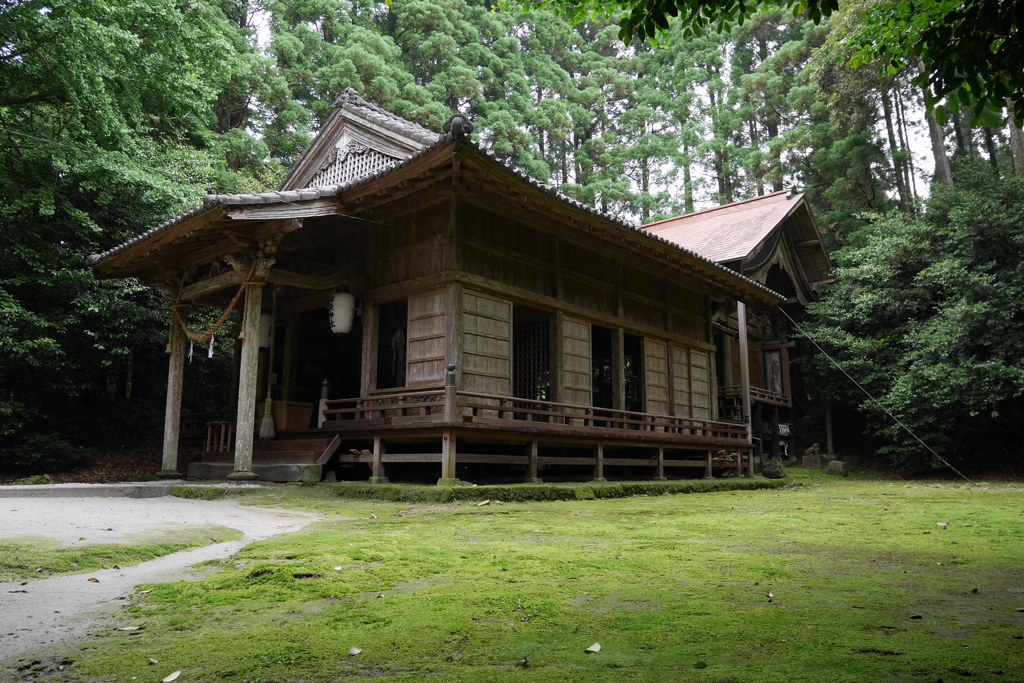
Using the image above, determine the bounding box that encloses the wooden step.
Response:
[202,451,320,465]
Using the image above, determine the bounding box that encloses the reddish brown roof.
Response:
[642,190,804,263]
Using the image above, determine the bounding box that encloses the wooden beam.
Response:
[266,267,367,293]
[180,269,245,301]
[227,199,346,220]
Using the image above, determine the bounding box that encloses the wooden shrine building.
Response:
[642,191,831,461]
[89,91,784,484]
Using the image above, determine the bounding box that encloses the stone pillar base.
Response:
[156,470,183,480]
[436,477,460,487]
[227,470,259,481]
[368,476,390,484]
[590,477,607,483]
[525,477,543,484]
[652,476,668,482]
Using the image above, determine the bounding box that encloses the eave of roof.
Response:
[89,119,783,309]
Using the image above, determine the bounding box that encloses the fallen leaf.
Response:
[118,626,141,631]
[138,589,152,594]
[79,537,86,541]
[149,658,159,665]
[376,593,384,599]
[585,643,601,653]
[87,578,99,583]
[20,581,28,586]
[477,500,490,507]
[163,671,181,682]
[348,647,361,656]
[937,522,949,528]
[333,567,343,571]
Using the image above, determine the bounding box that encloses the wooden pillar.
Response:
[438,366,459,485]
[527,440,541,483]
[612,328,625,412]
[737,302,753,477]
[230,277,267,480]
[158,307,187,479]
[655,446,666,480]
[593,442,605,481]
[704,450,713,479]
[370,435,388,483]
[360,301,378,397]
[771,404,781,460]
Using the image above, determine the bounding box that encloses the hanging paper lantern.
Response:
[329,291,355,334]
[258,312,274,348]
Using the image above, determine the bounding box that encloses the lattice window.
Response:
[309,143,398,188]
[513,308,551,401]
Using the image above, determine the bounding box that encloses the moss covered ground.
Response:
[16,469,1024,681]
[0,526,243,582]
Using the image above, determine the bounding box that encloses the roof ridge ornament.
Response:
[443,112,474,141]
[335,87,362,108]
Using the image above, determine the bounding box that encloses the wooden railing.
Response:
[322,389,747,443]
[720,385,790,407]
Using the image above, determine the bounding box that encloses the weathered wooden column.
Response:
[527,440,541,484]
[737,301,754,478]
[592,442,605,481]
[438,363,460,486]
[655,446,666,480]
[370,435,387,483]
[157,305,188,479]
[229,257,272,480]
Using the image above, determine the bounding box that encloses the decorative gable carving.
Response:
[308,129,403,188]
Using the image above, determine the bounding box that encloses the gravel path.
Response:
[0,495,318,667]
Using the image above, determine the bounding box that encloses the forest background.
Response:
[2,0,1023,476]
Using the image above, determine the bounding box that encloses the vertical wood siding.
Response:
[461,290,512,395]
[671,344,692,417]
[644,338,670,415]
[406,290,447,386]
[561,315,592,406]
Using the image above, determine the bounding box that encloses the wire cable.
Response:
[781,308,971,482]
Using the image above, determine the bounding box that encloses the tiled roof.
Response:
[334,88,439,146]
[641,190,803,263]
[86,105,782,303]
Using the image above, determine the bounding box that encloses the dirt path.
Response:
[0,496,318,666]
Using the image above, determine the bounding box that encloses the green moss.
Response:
[169,485,258,500]
[31,477,1024,682]
[0,525,243,581]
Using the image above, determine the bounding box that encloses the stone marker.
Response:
[826,460,850,476]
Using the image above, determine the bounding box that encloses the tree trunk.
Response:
[916,59,953,185]
[896,90,919,203]
[1006,99,1024,173]
[682,140,695,213]
[882,92,911,211]
[983,127,1001,176]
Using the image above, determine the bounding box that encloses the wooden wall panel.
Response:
[461,290,512,395]
[377,203,449,286]
[644,338,669,415]
[690,349,712,419]
[406,290,446,386]
[671,344,691,417]
[561,315,592,406]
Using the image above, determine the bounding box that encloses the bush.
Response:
[0,433,94,473]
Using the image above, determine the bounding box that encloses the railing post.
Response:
[438,364,460,486]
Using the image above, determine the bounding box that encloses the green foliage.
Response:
[0,433,95,473]
[520,0,1023,127]
[319,478,785,503]
[803,168,1024,468]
